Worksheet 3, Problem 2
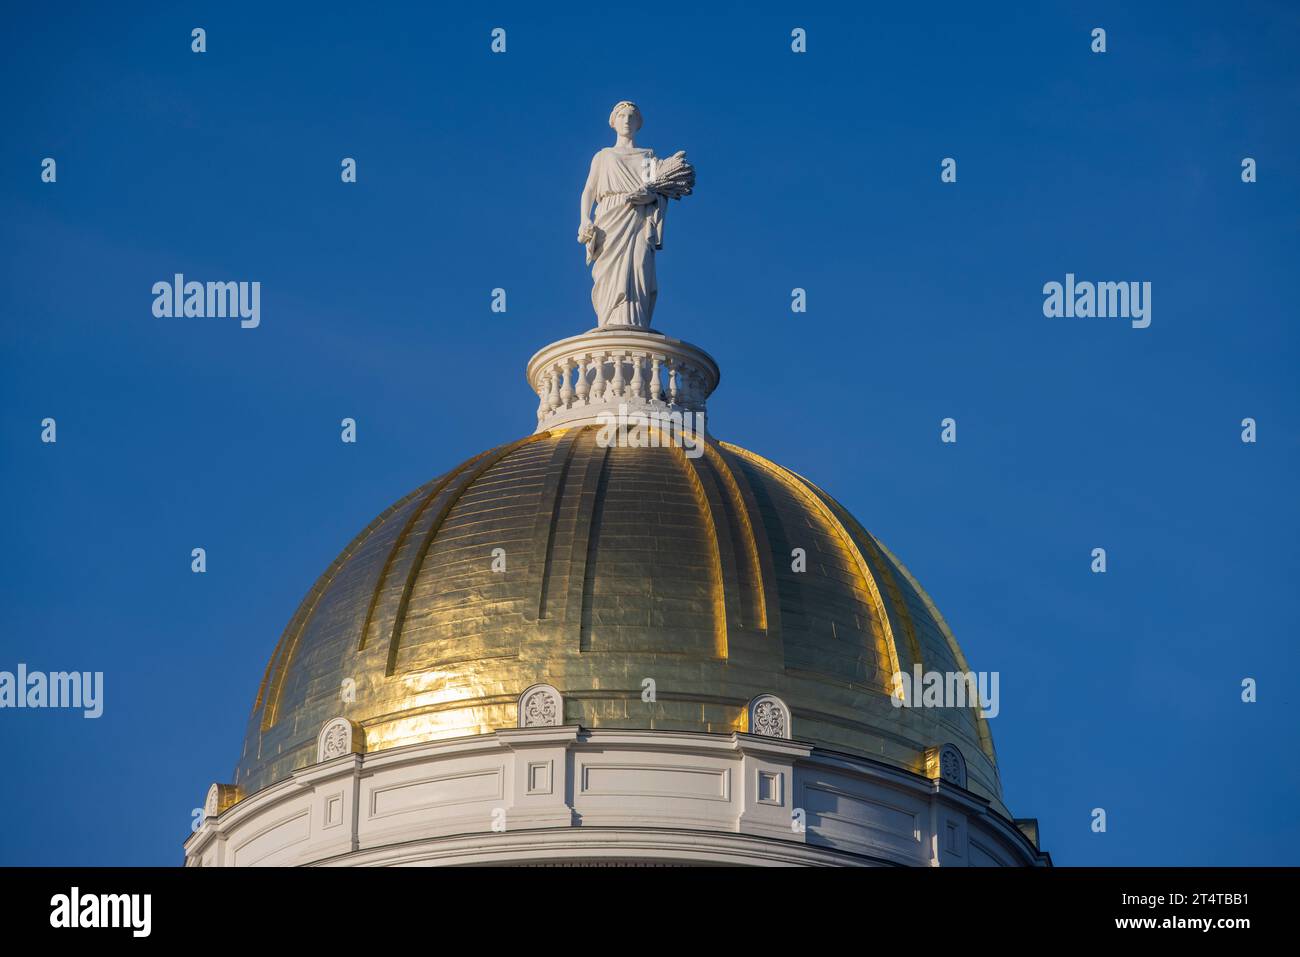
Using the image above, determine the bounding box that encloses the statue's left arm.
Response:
[636,151,690,247]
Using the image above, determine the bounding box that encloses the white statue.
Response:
[578,101,695,329]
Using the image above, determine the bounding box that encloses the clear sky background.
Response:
[1,1,1297,866]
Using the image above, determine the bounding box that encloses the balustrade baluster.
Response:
[630,354,645,400]
[575,354,591,404]
[649,356,664,403]
[591,353,606,401]
[611,352,626,399]
[559,359,573,407]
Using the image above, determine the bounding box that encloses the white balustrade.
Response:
[526,329,720,433]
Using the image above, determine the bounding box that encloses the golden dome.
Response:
[236,427,1003,811]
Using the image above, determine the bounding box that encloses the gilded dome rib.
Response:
[721,443,905,691]
[576,434,612,651]
[669,434,728,659]
[567,432,610,645]
[526,429,584,622]
[800,480,926,672]
[384,435,545,676]
[711,441,783,645]
[702,440,767,633]
[357,449,493,652]
[577,429,724,658]
[256,477,441,728]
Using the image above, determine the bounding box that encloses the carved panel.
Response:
[317,717,363,762]
[925,743,968,789]
[747,694,791,739]
[518,683,563,728]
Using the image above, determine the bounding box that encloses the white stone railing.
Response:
[526,328,720,432]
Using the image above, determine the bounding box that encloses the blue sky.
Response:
[1,1,1297,865]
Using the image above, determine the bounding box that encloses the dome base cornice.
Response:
[188,728,1048,867]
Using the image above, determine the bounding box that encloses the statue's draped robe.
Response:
[586,147,666,328]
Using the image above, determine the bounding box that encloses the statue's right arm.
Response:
[578,155,599,242]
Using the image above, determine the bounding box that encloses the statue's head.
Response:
[608,101,643,136]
